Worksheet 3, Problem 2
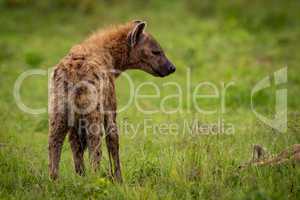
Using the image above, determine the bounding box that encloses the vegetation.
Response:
[1,0,300,199]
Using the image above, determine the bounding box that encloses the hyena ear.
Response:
[128,21,147,47]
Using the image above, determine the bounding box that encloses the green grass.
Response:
[1,1,300,199]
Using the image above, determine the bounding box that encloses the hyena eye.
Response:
[152,50,161,56]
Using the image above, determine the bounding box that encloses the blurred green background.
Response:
[1,0,300,199]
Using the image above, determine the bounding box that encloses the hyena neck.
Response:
[84,24,135,77]
[106,41,131,74]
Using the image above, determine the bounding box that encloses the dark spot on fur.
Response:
[53,69,58,78]
[93,73,100,80]
[63,81,68,91]
[87,80,95,85]
[72,54,85,60]
[75,88,83,95]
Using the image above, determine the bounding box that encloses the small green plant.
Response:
[24,51,44,68]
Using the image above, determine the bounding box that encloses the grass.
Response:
[1,1,300,199]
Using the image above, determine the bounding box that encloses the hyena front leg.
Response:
[85,112,103,172]
[68,127,87,176]
[105,114,122,183]
[48,114,68,180]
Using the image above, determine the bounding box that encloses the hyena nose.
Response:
[168,64,176,73]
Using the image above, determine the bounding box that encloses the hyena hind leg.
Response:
[84,113,103,172]
[48,114,68,180]
[69,127,87,176]
[105,116,122,183]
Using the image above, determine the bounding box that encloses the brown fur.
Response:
[48,20,175,182]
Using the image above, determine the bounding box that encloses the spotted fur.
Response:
[48,20,175,182]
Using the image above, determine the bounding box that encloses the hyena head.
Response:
[126,20,176,77]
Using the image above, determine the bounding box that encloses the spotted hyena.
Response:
[48,20,176,182]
